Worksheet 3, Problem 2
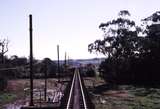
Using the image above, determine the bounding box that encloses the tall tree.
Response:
[88,10,142,83]
[89,10,140,59]
[142,11,160,58]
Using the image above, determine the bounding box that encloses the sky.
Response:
[0,0,159,60]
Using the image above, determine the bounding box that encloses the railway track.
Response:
[60,69,95,109]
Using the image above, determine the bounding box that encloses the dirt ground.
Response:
[2,77,160,109]
[6,79,60,92]
[0,78,68,109]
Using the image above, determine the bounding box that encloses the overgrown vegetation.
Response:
[0,56,61,78]
[84,77,160,109]
[89,10,160,84]
[0,93,17,107]
[0,77,7,91]
[0,56,61,91]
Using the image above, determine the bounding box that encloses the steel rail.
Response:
[66,69,76,109]
[77,70,87,109]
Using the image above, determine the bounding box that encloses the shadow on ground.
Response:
[92,83,118,94]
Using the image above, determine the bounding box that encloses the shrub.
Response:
[0,77,7,91]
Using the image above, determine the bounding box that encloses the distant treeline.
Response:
[0,55,97,90]
[0,56,59,79]
[89,10,160,85]
[0,56,61,91]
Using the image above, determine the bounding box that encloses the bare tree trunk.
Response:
[0,39,9,64]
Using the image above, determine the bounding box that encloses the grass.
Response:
[0,92,17,107]
[84,77,160,109]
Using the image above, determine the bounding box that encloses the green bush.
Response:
[0,77,7,91]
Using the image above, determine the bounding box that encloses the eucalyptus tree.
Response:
[142,11,160,58]
[138,11,160,83]
[88,10,141,83]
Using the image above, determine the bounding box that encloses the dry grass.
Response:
[6,79,59,92]
[1,78,67,108]
[84,77,160,109]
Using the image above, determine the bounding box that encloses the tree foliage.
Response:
[89,10,141,59]
[89,10,160,84]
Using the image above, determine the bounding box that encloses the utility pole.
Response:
[29,14,34,106]
[68,56,69,66]
[57,45,60,82]
[64,52,67,72]
[44,61,47,101]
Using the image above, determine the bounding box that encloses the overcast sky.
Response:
[0,0,159,60]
